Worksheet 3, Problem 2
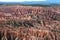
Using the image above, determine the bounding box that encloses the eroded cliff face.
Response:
[0,27,58,40]
[0,5,60,40]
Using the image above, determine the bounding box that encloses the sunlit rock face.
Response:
[0,5,60,40]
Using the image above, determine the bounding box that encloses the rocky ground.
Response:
[0,5,60,40]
